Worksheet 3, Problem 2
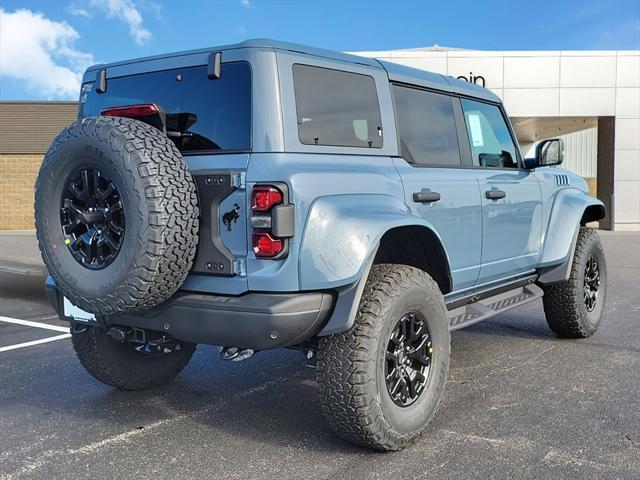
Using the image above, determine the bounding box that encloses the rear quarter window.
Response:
[79,62,251,153]
[292,64,383,148]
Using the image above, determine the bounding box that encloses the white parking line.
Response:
[0,316,69,333]
[0,333,71,353]
[0,316,71,353]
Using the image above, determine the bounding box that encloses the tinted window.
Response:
[392,85,460,166]
[79,63,251,153]
[293,64,383,148]
[461,99,518,168]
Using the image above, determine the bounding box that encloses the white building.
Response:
[354,47,640,231]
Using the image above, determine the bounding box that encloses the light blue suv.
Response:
[36,39,607,451]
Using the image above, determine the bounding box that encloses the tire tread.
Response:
[317,264,449,451]
[542,227,604,338]
[71,328,196,391]
[35,117,199,315]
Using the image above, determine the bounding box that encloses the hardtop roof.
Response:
[85,38,500,103]
[378,59,500,102]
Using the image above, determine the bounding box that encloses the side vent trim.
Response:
[554,174,569,187]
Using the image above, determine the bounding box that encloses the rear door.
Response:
[391,84,483,291]
[457,98,542,283]
[79,61,253,284]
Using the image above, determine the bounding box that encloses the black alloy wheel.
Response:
[583,255,600,312]
[385,312,433,407]
[317,264,450,450]
[60,167,125,270]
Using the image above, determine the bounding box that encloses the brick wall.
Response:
[0,154,42,231]
[0,102,76,232]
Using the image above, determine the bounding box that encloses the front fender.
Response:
[298,194,445,290]
[538,189,604,283]
[540,189,604,266]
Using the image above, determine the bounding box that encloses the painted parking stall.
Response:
[0,316,70,352]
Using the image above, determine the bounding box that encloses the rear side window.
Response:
[79,62,251,153]
[392,85,461,166]
[460,99,519,168]
[293,64,383,148]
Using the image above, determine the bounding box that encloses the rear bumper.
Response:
[45,277,334,350]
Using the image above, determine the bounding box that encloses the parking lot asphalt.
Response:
[0,232,638,480]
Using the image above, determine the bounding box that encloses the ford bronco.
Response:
[36,39,607,451]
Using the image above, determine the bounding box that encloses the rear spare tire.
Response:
[35,116,199,315]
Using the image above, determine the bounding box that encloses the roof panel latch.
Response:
[207,52,222,80]
[95,69,107,94]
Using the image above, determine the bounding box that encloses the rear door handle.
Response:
[485,189,506,200]
[413,191,441,203]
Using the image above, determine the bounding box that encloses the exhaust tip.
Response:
[219,346,255,362]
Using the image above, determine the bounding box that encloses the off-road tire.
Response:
[71,327,196,390]
[317,264,450,451]
[542,227,607,338]
[35,116,199,315]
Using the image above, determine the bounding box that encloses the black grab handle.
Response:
[485,189,507,200]
[413,191,441,203]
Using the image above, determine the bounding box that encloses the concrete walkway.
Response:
[0,231,46,276]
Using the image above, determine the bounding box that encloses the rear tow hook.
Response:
[219,346,255,362]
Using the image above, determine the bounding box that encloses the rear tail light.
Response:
[251,186,283,212]
[252,233,283,257]
[251,184,291,259]
[101,104,158,118]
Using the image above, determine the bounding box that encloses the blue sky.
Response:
[1,0,639,100]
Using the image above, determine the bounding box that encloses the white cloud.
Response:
[0,8,94,99]
[240,0,251,8]
[89,0,151,45]
[68,5,91,18]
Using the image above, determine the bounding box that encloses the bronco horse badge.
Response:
[223,204,241,232]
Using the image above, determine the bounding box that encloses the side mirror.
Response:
[535,138,564,167]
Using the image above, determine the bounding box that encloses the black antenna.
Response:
[207,52,222,80]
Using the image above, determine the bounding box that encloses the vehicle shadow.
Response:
[454,306,557,342]
[0,271,49,305]
[0,285,560,457]
[160,315,558,452]
[1,344,366,455]
[157,349,368,454]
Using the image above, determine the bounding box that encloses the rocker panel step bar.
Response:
[447,283,544,331]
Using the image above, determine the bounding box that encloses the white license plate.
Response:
[63,297,96,322]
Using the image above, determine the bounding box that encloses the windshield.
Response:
[79,62,251,153]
